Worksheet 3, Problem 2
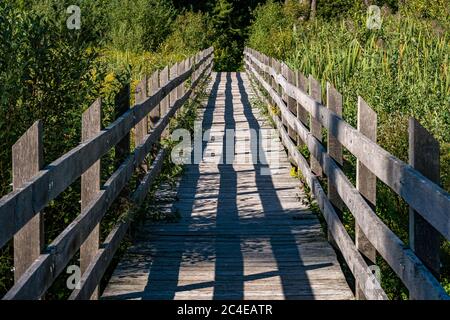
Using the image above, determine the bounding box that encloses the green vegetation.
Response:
[247,0,450,299]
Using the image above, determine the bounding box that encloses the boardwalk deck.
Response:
[102,72,353,300]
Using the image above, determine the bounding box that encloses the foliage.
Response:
[160,11,214,56]
[108,0,176,52]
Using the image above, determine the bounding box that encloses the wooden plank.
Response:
[80,98,101,299]
[244,50,450,242]
[408,118,441,281]
[295,71,309,128]
[355,97,377,299]
[170,63,178,109]
[286,66,298,142]
[103,71,354,301]
[326,83,344,246]
[309,75,323,177]
[135,77,148,147]
[160,66,169,138]
[115,84,130,168]
[0,50,213,250]
[245,59,449,299]
[135,77,148,173]
[2,54,214,300]
[13,120,44,282]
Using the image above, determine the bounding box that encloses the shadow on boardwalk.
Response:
[101,72,353,300]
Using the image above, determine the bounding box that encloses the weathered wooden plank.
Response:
[2,52,214,300]
[149,71,160,129]
[355,96,378,299]
[170,63,178,109]
[295,70,309,131]
[135,77,148,148]
[408,118,441,281]
[115,84,131,167]
[326,82,344,246]
[286,66,298,142]
[309,75,322,177]
[245,58,449,299]
[13,120,44,282]
[0,49,213,250]
[245,51,450,242]
[80,98,102,299]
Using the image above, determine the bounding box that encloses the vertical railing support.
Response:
[13,120,44,282]
[80,99,101,299]
[160,66,169,138]
[285,65,298,143]
[326,83,344,244]
[135,76,148,172]
[115,84,131,168]
[135,76,148,146]
[149,70,160,130]
[295,71,309,148]
[309,75,323,177]
[356,96,378,299]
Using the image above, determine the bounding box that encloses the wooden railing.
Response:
[244,47,450,300]
[0,47,214,300]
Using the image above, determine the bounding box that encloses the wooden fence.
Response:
[244,47,450,300]
[0,47,214,300]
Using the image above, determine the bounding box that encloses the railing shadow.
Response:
[213,72,243,299]
[236,72,315,299]
[139,72,222,299]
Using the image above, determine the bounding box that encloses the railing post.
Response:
[286,65,298,143]
[160,66,169,138]
[326,83,344,243]
[115,84,131,168]
[183,58,189,97]
[170,63,178,113]
[408,118,441,289]
[309,75,323,177]
[149,70,160,130]
[270,58,278,106]
[356,96,378,299]
[135,76,148,172]
[13,120,44,282]
[295,71,309,147]
[80,99,101,299]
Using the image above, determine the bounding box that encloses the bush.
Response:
[160,11,213,56]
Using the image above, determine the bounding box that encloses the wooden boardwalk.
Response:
[102,72,353,300]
